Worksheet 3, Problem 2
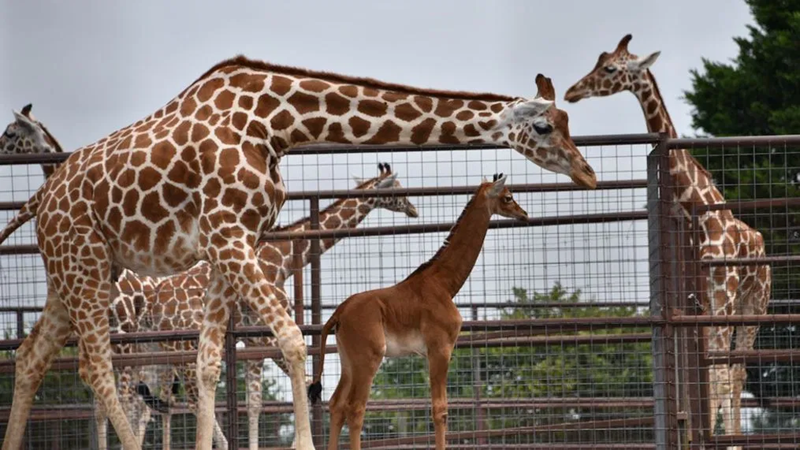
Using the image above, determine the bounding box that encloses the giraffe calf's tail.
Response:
[307,310,340,404]
[136,381,171,414]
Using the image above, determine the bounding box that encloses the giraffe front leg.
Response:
[2,287,72,450]
[195,267,233,450]
[184,362,229,449]
[79,341,109,450]
[426,336,456,450]
[214,244,314,450]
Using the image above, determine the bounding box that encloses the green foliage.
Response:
[684,0,800,425]
[368,283,654,445]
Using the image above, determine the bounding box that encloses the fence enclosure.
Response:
[0,132,798,449]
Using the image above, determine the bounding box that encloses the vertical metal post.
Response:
[648,135,679,450]
[225,301,239,449]
[309,196,324,447]
[293,239,305,326]
[16,311,24,338]
[471,305,486,445]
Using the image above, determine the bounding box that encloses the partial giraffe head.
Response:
[352,162,419,218]
[478,173,528,221]
[501,75,597,189]
[563,34,661,103]
[1,104,65,177]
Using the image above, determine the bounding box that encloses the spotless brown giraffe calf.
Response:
[2,55,595,450]
[309,173,528,450]
[565,34,771,441]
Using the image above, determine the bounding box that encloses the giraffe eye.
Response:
[604,66,617,73]
[503,196,513,203]
[533,123,553,135]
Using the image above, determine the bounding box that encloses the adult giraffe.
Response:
[564,34,771,440]
[2,57,596,450]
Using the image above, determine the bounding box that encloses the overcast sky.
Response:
[0,0,757,413]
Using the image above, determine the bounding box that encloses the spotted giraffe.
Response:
[2,56,596,450]
[565,34,771,442]
[137,163,417,450]
[0,106,163,449]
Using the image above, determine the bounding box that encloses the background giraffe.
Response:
[0,107,164,449]
[564,34,772,440]
[3,56,595,450]
[132,163,417,450]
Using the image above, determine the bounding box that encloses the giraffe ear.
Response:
[511,98,553,120]
[352,174,366,186]
[375,172,397,189]
[487,173,507,198]
[12,110,39,133]
[629,51,661,71]
[535,74,556,101]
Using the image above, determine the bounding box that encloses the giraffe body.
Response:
[3,57,594,450]
[565,34,772,445]
[125,164,417,450]
[309,173,529,450]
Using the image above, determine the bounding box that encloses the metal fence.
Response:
[0,132,798,449]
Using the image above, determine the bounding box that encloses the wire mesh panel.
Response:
[0,133,798,449]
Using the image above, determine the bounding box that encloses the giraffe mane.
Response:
[402,186,485,280]
[644,70,714,179]
[184,55,519,102]
[36,121,66,153]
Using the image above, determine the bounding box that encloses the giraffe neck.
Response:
[403,192,492,297]
[632,71,726,208]
[259,196,379,283]
[204,62,521,157]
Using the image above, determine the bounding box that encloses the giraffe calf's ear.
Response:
[12,111,40,133]
[352,174,366,186]
[629,51,661,71]
[375,173,397,189]
[487,174,507,198]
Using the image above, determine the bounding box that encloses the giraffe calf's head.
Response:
[354,162,419,218]
[1,104,62,155]
[564,34,661,103]
[499,75,596,190]
[479,173,528,221]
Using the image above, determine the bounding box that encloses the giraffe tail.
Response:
[307,310,339,404]
[0,193,40,247]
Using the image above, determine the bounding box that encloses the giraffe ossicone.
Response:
[3,55,594,450]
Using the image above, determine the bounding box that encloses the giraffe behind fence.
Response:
[564,34,772,443]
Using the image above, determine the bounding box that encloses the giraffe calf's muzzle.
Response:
[563,86,589,103]
[405,204,419,218]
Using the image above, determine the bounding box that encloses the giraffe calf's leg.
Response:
[2,288,71,450]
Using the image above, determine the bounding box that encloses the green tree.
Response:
[684,0,800,430]
[368,283,654,446]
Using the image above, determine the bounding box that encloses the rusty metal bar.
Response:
[15,311,24,339]
[361,417,657,449]
[700,255,800,267]
[686,202,710,447]
[470,306,486,445]
[699,197,800,212]
[647,138,679,450]
[224,295,239,449]
[705,433,800,447]
[0,210,650,256]
[667,134,800,148]
[308,196,323,447]
[292,240,304,326]
[668,313,800,326]
[0,179,649,212]
[704,349,800,365]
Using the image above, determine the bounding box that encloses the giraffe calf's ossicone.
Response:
[310,174,528,450]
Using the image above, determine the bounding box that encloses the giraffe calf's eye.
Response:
[604,66,617,73]
[503,196,513,203]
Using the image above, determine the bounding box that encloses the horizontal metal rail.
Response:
[667,134,800,148]
[698,197,800,213]
[700,255,800,267]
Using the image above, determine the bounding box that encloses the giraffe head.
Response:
[501,75,597,189]
[1,104,64,156]
[563,34,661,103]
[352,162,419,218]
[479,173,528,221]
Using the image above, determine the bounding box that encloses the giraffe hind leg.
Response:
[2,286,71,450]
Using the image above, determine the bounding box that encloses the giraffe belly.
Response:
[384,330,427,357]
